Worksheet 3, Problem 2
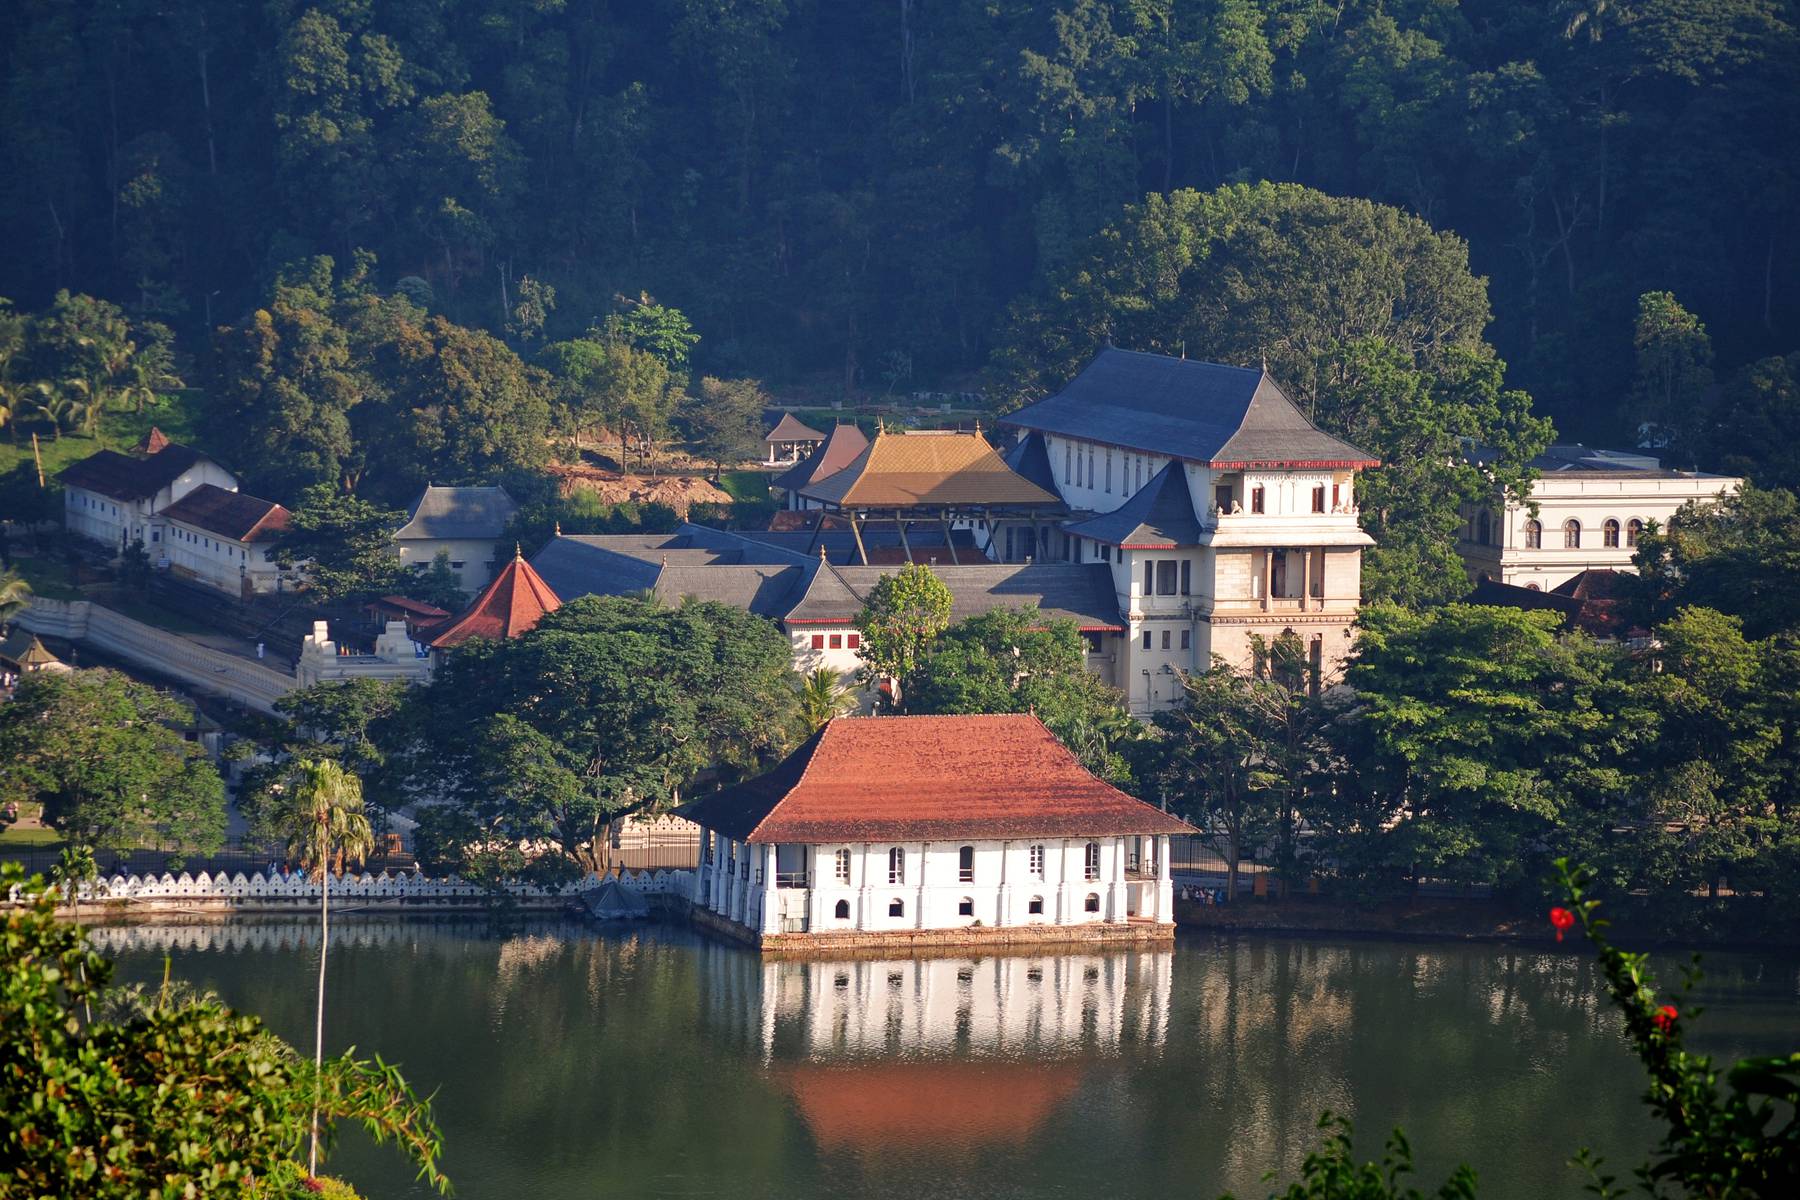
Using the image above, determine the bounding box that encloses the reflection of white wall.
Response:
[747,952,1172,1061]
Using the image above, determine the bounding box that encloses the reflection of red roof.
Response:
[428,552,561,648]
[679,714,1196,843]
[780,1062,1082,1153]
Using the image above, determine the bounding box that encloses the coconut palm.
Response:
[0,568,29,624]
[0,380,18,444]
[798,666,854,732]
[275,757,375,1178]
[119,340,183,413]
[29,382,81,441]
[60,376,105,435]
[50,843,99,1021]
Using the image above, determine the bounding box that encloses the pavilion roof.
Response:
[428,550,561,648]
[797,429,1060,509]
[677,714,1193,843]
[764,412,827,444]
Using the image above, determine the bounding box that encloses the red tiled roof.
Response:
[678,714,1194,843]
[428,551,562,648]
[159,483,289,543]
[139,426,171,453]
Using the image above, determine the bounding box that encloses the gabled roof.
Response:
[429,550,561,648]
[58,442,211,502]
[1000,348,1378,468]
[1001,431,1059,495]
[677,715,1194,843]
[771,424,870,492]
[1062,461,1204,549]
[787,562,1124,631]
[394,485,518,541]
[159,484,290,543]
[764,412,827,444]
[798,430,1061,508]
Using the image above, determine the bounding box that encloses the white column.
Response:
[1156,834,1173,923]
[1057,840,1073,924]
[995,840,1012,927]
[858,842,873,930]
[760,845,780,935]
[915,842,929,929]
[1109,838,1128,922]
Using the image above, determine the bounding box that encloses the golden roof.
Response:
[799,430,1060,508]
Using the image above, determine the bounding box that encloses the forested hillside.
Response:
[2,0,1795,443]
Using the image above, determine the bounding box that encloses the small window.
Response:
[1156,560,1177,595]
[1029,844,1045,879]
[1180,560,1191,595]
[834,899,850,919]
[888,847,905,885]
[958,897,974,916]
[1104,449,1113,493]
[1312,485,1326,513]
[449,560,465,569]
[1101,543,1112,562]
[811,634,825,649]
[1525,519,1542,549]
[1180,629,1191,650]
[1477,510,1491,544]
[1084,841,1101,882]
[1085,893,1101,913]
[1564,519,1581,549]
[1214,485,1232,511]
[1087,447,1095,486]
[888,898,904,918]
[846,633,860,649]
[1028,896,1044,915]
[1141,630,1151,650]
[1603,519,1620,548]
[834,848,851,883]
[1251,486,1265,514]
[1064,442,1072,483]
[958,845,974,884]
[1144,560,1154,594]
[1627,519,1643,548]
[1161,630,1171,650]
[828,634,842,649]
[1332,483,1341,509]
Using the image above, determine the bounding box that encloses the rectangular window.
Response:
[811,634,825,649]
[1312,485,1326,513]
[1144,560,1154,594]
[1101,544,1112,562]
[888,848,905,885]
[1104,450,1113,493]
[1180,629,1191,650]
[834,848,851,883]
[1332,483,1341,509]
[1251,487,1266,514]
[847,633,860,649]
[958,845,974,884]
[1141,630,1152,650]
[1156,560,1177,595]
[1064,442,1072,484]
[1029,844,1045,878]
[828,634,842,649]
[1161,630,1171,650]
[1087,447,1095,487]
[1180,560,1191,595]
[449,560,465,569]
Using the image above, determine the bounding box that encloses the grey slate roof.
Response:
[790,562,1124,630]
[652,564,805,616]
[394,486,519,541]
[1001,348,1378,467]
[528,533,807,617]
[1063,461,1205,548]
[1002,431,1060,495]
[529,537,665,599]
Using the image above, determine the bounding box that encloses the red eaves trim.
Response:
[1118,542,1178,550]
[782,617,859,626]
[1077,624,1124,632]
[1208,458,1381,470]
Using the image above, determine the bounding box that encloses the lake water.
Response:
[100,919,1799,1200]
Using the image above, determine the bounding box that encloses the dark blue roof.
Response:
[1062,461,1205,548]
[1002,431,1060,495]
[1000,348,1377,467]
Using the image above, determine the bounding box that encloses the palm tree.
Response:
[0,568,29,625]
[50,844,99,1021]
[29,382,80,441]
[798,666,854,732]
[60,376,104,436]
[119,340,183,413]
[0,380,18,444]
[275,757,375,1179]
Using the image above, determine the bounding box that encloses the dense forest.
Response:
[2,0,1795,446]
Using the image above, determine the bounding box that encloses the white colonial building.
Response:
[393,485,519,595]
[1458,445,1742,591]
[678,714,1192,950]
[156,484,293,597]
[58,428,238,555]
[1000,348,1379,707]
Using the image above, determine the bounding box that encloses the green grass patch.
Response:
[0,390,212,483]
[717,470,773,502]
[0,826,63,848]
[11,555,82,600]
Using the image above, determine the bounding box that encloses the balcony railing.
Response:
[774,871,810,889]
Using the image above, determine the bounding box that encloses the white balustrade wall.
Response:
[10,867,695,910]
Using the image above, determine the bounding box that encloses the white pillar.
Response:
[1057,840,1074,924]
[858,842,874,930]
[995,840,1012,927]
[1156,834,1173,923]
[1109,838,1128,922]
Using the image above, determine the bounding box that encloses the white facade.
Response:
[157,517,292,596]
[394,537,501,596]
[63,458,238,553]
[693,833,1173,938]
[1459,451,1741,591]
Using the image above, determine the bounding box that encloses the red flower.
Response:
[1549,906,1576,942]
[303,1179,325,1194]
[1652,1005,1679,1035]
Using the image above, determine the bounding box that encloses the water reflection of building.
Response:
[702,946,1174,1154]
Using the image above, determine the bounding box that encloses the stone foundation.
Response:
[687,901,1174,955]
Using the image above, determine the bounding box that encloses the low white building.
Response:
[678,714,1192,950]
[1459,445,1742,591]
[155,483,293,597]
[393,485,519,596]
[58,428,238,555]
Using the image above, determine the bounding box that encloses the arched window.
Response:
[1084,893,1101,913]
[887,847,905,885]
[888,898,904,918]
[1627,519,1643,548]
[957,897,974,916]
[834,899,850,920]
[1084,841,1101,881]
[1525,583,1541,591]
[1028,896,1044,915]
[834,848,851,883]
[958,845,975,883]
[1477,510,1490,545]
[1603,519,1620,548]
[1524,519,1542,549]
[1563,519,1581,548]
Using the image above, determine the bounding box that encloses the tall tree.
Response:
[1630,291,1714,450]
[276,484,408,605]
[853,562,953,705]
